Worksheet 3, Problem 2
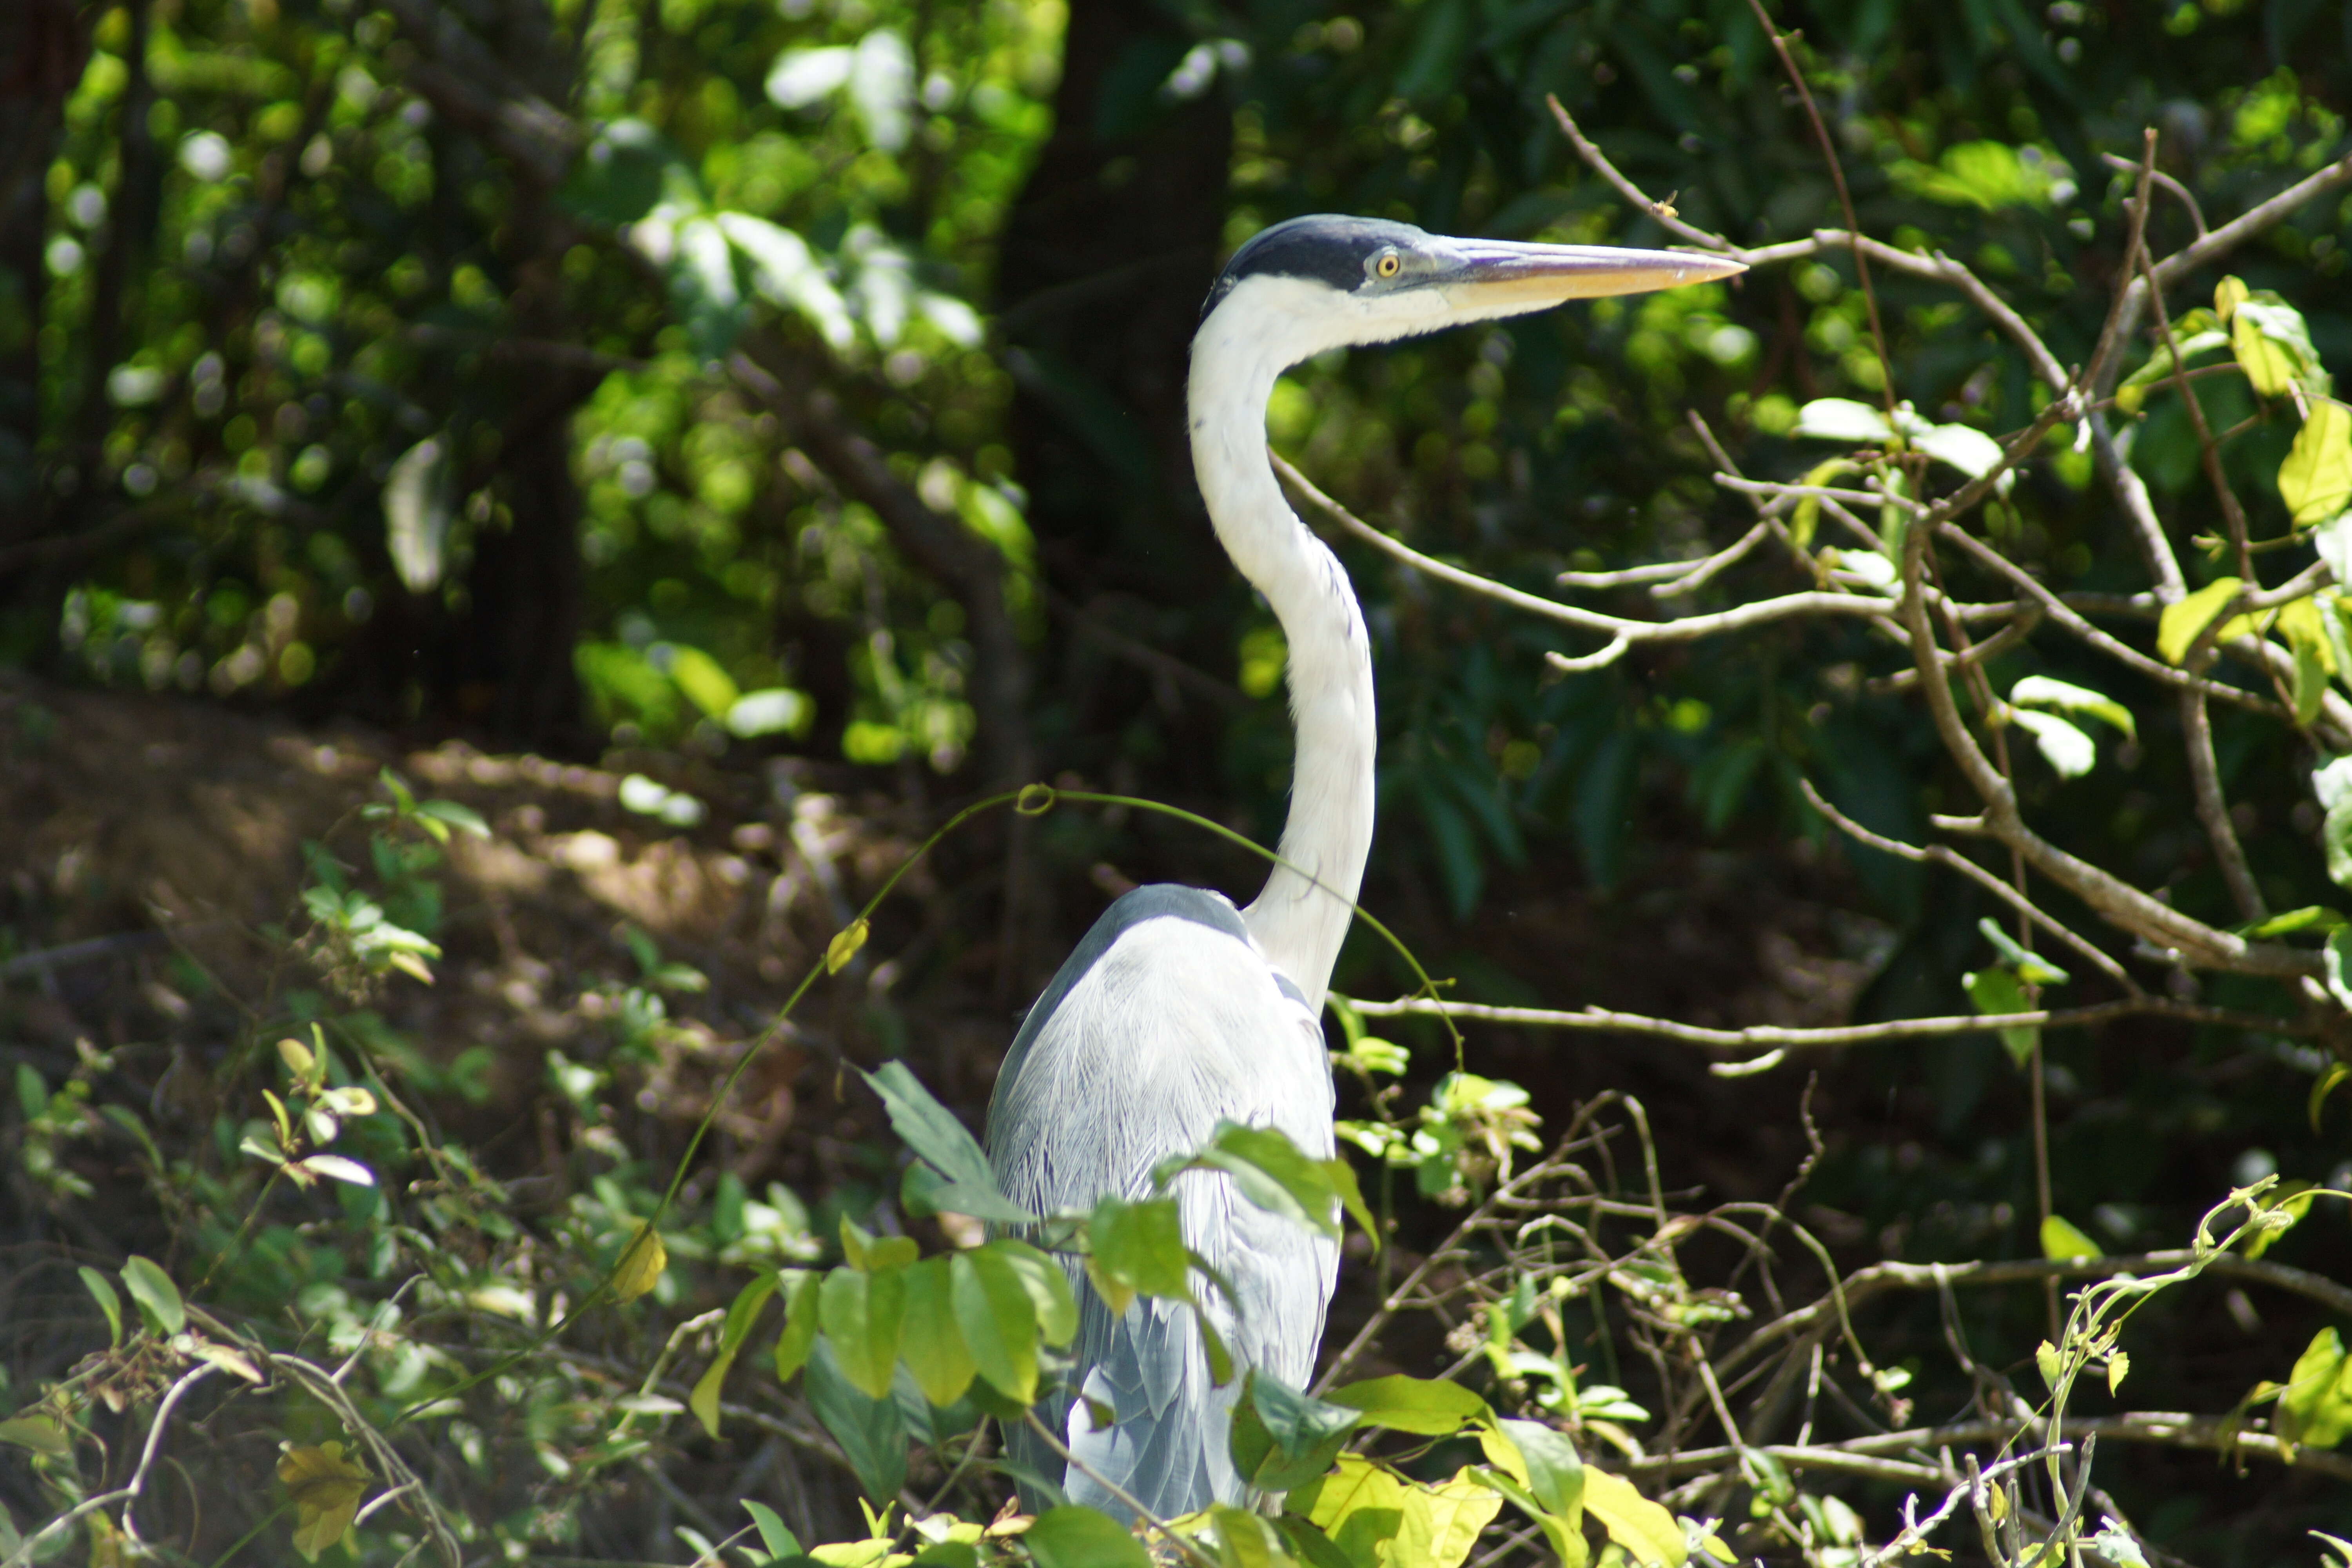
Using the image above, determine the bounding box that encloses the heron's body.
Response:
[985,215,1739,1520]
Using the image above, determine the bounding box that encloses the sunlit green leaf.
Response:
[690,1272,779,1438]
[949,1246,1036,1403]
[1324,1374,1492,1436]
[2039,1214,2102,1261]
[2010,675,2136,741]
[1229,1370,1363,1493]
[120,1256,185,1336]
[2156,577,2244,664]
[819,1261,907,1400]
[1962,968,2038,1068]
[898,1256,976,1408]
[1022,1506,1151,1568]
[2281,401,2352,525]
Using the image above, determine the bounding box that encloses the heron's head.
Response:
[1196,214,1745,365]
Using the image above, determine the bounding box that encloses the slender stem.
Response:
[1019,1410,1216,1568]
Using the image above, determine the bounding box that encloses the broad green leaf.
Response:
[1022,1506,1151,1568]
[2006,707,2096,778]
[2156,577,2244,664]
[1581,1469,1685,1567]
[120,1256,185,1336]
[1467,1465,1586,1568]
[838,1217,919,1273]
[2281,402,2352,525]
[1324,1374,1492,1436]
[2314,514,2352,592]
[1494,1420,1583,1524]
[1195,1123,1340,1238]
[2010,675,2136,741]
[297,1154,374,1187]
[719,213,855,350]
[0,1416,72,1459]
[1089,1196,1191,1306]
[1963,969,2038,1068]
[1209,1504,1293,1568]
[857,1062,1024,1212]
[1406,1470,1503,1568]
[1791,397,1894,444]
[79,1267,122,1347]
[742,1500,802,1561]
[1911,419,2006,483]
[1977,918,2071,985]
[612,1223,666,1303]
[988,1238,1078,1347]
[2327,929,2352,1013]
[1288,1455,1416,1568]
[2245,1181,2318,1261]
[2040,1214,2103,1261]
[897,1256,977,1408]
[2296,628,2331,726]
[820,1263,907,1400]
[690,1272,779,1437]
[2277,1327,2352,1450]
[2233,298,2320,397]
[950,1246,1036,1403]
[2216,276,2250,324]
[278,1441,370,1562]
[774,1270,821,1381]
[1274,1513,1363,1568]
[2239,905,2345,938]
[803,1338,907,1503]
[1229,1370,1363,1493]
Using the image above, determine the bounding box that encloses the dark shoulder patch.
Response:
[1198,214,1431,324]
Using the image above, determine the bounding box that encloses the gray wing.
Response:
[985,885,1339,1522]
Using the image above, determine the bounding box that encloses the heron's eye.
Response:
[1375,252,1401,278]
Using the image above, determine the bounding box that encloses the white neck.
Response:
[1188,278,1378,1013]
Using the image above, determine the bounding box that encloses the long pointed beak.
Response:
[1437,241,1746,310]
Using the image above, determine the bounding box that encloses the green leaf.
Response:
[2326,929,2352,1013]
[1194,1122,1341,1239]
[989,1238,1077,1348]
[1229,1370,1363,1493]
[898,1256,977,1408]
[1976,918,2070,985]
[2114,328,2230,415]
[1495,1419,1584,1524]
[838,1216,919,1273]
[414,799,489,839]
[2239,906,2347,939]
[2009,675,2136,742]
[1088,1196,1191,1307]
[2232,296,2327,399]
[2157,577,2244,664]
[2040,1214,2103,1261]
[2317,757,2352,892]
[2281,402,2352,526]
[0,1416,73,1459]
[857,1062,1030,1218]
[1324,1374,1492,1436]
[1788,457,1855,550]
[1581,1469,1686,1567]
[690,1272,779,1438]
[1962,968,2038,1068]
[1209,1503,1293,1568]
[2005,707,2097,778]
[79,1266,122,1348]
[950,1246,1036,1403]
[1273,1513,1363,1568]
[559,118,693,227]
[802,1338,907,1503]
[1288,1455,1418,1568]
[1791,397,1894,444]
[819,1263,907,1400]
[742,1500,802,1561]
[1022,1506,1151,1568]
[773,1270,821,1382]
[120,1255,185,1336]
[2277,1327,2352,1450]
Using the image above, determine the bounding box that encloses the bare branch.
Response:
[1797,778,2141,996]
[1345,993,2306,1049]
[1272,451,1889,646]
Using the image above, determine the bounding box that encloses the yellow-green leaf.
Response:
[2278,1327,2352,1450]
[989,1238,1078,1348]
[1789,457,1855,550]
[2040,1213,2103,1261]
[773,1270,821,1382]
[827,918,869,974]
[690,1273,780,1437]
[898,1256,976,1407]
[666,644,740,719]
[2234,307,2301,396]
[819,1263,907,1401]
[2215,276,2249,325]
[950,1246,1036,1404]
[2010,675,2136,742]
[277,1441,370,1563]
[120,1255,184,1336]
[2035,1339,2064,1392]
[2281,401,2352,525]
[1581,1470,1685,1567]
[612,1222,667,1303]
[2108,1350,2131,1395]
[0,1415,73,1459]
[2156,577,2243,664]
[1409,1468,1504,1568]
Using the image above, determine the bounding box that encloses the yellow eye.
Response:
[1376,252,1401,278]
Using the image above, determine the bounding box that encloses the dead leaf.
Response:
[277,1440,370,1561]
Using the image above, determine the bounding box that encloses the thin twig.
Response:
[1346,993,2302,1047]
[2,1365,219,1568]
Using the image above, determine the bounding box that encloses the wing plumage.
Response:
[985,885,1339,1521]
